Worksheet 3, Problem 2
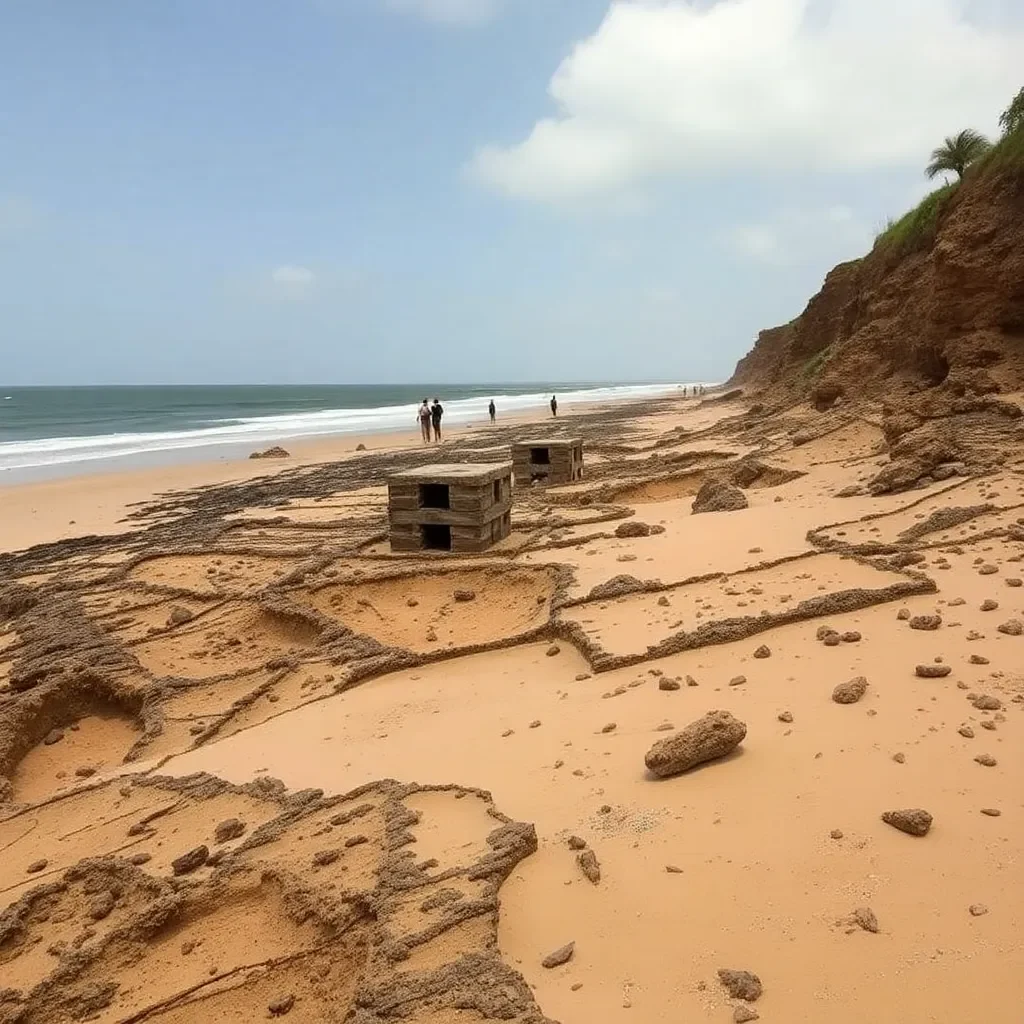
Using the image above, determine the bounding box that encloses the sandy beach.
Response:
[1,389,1021,1023]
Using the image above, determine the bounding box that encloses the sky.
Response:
[1,0,1022,386]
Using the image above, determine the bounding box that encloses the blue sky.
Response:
[1,0,1021,386]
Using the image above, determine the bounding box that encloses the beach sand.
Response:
[0,392,1020,1023]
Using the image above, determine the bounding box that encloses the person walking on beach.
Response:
[550,395,558,417]
[488,399,496,423]
[417,399,432,444]
[431,397,444,442]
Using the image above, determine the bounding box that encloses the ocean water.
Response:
[0,382,687,477]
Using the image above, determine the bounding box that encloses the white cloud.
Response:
[467,0,1023,203]
[384,0,501,24]
[725,205,871,265]
[270,265,316,300]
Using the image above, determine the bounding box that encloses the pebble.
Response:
[980,808,1001,817]
[268,994,296,1016]
[659,678,681,691]
[915,664,951,678]
[968,904,989,917]
[541,942,575,968]
[777,711,794,723]
[830,829,844,840]
[26,859,48,874]
[980,599,998,611]
[753,645,771,659]
[974,754,997,767]
[546,644,561,657]
[881,808,932,837]
[729,675,747,687]
[601,723,617,733]
[577,849,601,884]
[892,752,906,764]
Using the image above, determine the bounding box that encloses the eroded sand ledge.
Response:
[1,393,1022,1022]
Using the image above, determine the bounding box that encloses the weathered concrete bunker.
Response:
[512,438,583,487]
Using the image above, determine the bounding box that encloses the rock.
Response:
[75,766,96,778]
[577,849,601,884]
[345,834,368,847]
[978,564,998,575]
[567,836,587,850]
[658,677,681,691]
[841,631,862,643]
[692,478,749,514]
[830,829,843,839]
[542,942,575,968]
[969,654,989,665]
[728,675,747,687]
[167,605,194,627]
[892,752,906,763]
[89,892,116,921]
[1006,578,1023,588]
[734,1008,760,1023]
[823,633,841,646]
[832,676,868,704]
[615,521,651,538]
[657,595,670,606]
[171,846,209,875]
[355,443,366,451]
[665,864,684,874]
[752,645,771,659]
[958,725,975,738]
[130,852,152,866]
[777,710,794,723]
[249,446,290,459]
[916,664,951,678]
[645,710,746,778]
[997,619,1022,635]
[969,903,989,917]
[816,625,836,640]
[312,849,339,867]
[546,644,561,657]
[881,809,932,837]
[268,994,296,1016]
[909,615,942,631]
[897,608,911,620]
[717,968,763,1002]
[601,723,617,733]
[980,599,998,611]
[453,589,476,602]
[529,720,541,729]
[214,818,246,844]
[26,859,48,874]
[972,694,1001,710]
[686,675,699,687]
[407,598,418,607]
[852,907,879,933]
[980,808,1001,817]
[43,728,65,746]
[974,754,997,767]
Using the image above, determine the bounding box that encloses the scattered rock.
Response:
[841,631,862,643]
[665,864,684,874]
[529,720,542,729]
[972,694,1002,710]
[312,849,340,867]
[355,443,366,451]
[980,808,1001,817]
[657,595,670,606]
[915,664,951,678]
[1006,578,1023,588]
[822,632,841,646]
[130,853,151,866]
[728,675,747,687]
[978,564,998,575]
[407,598,418,607]
[692,478,749,514]
[974,754,997,767]
[345,835,368,847]
[577,849,601,884]
[752,645,771,659]
[74,766,96,778]
[645,710,746,778]
[734,1008,760,1023]
[958,726,975,739]
[542,942,575,968]
[852,907,879,934]
[829,829,843,839]
[567,836,587,850]
[615,520,652,538]
[249,446,290,459]
[816,625,836,640]
[980,599,998,611]
[997,619,1022,635]
[268,994,296,1016]
[546,645,561,657]
[909,615,941,631]
[89,892,116,921]
[659,677,681,691]
[969,904,989,917]
[686,675,699,687]
[881,809,932,837]
[777,711,794,723]
[897,608,911,620]
[717,968,763,1002]
[171,846,209,875]
[167,605,194,626]
[969,654,990,665]
[832,676,868,704]
[601,723,617,734]
[43,728,65,746]
[26,859,48,874]
[214,818,246,844]
[453,589,476,602]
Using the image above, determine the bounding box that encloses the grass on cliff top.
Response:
[975,122,1024,173]
[873,182,957,253]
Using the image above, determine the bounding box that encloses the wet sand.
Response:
[1,392,1021,1023]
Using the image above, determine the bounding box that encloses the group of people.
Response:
[683,384,706,397]
[418,393,561,444]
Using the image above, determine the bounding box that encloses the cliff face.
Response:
[731,161,1024,408]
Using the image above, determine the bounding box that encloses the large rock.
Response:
[692,478,749,515]
[249,446,290,460]
[832,676,868,704]
[881,808,932,837]
[615,520,652,538]
[645,710,746,778]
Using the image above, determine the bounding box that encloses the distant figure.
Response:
[683,385,688,398]
[550,395,558,417]
[488,399,496,423]
[431,397,444,442]
[418,399,432,444]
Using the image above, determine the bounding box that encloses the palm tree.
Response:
[925,129,991,180]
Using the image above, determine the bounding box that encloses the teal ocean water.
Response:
[0,382,687,476]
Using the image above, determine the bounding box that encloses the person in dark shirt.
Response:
[550,395,558,417]
[431,398,444,441]
[488,399,496,423]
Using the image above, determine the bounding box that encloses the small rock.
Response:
[171,846,209,875]
[546,645,561,657]
[89,892,116,921]
[529,719,542,729]
[577,849,601,884]
[841,631,862,643]
[972,694,1002,710]
[734,1008,760,1024]
[717,968,763,1002]
[830,829,844,839]
[542,942,575,968]
[909,615,942,631]
[407,598,418,607]
[832,676,868,704]
[777,711,794,723]
[974,754,997,767]
[897,608,911,620]
[816,625,835,640]
[1006,578,1023,588]
[567,836,587,850]
[997,619,1022,636]
[658,677,681,691]
[26,859,48,874]
[657,596,670,606]
[574,673,591,681]
[43,728,65,746]
[344,835,368,847]
[822,633,841,647]
[214,818,246,844]
[268,994,296,1016]
[980,808,1001,817]
[75,766,97,778]
[615,520,651,538]
[728,675,747,687]
[915,664,951,678]
[312,849,339,867]
[881,809,932,836]
[752,645,771,659]
[969,654,990,665]
[453,589,476,602]
[958,725,975,738]
[665,864,684,874]
[686,675,699,687]
[130,852,151,866]
[167,606,194,626]
[601,723,617,733]
[980,599,998,611]
[852,907,879,933]
[645,710,746,778]
[968,903,988,917]
[892,752,906,763]
[978,564,998,575]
